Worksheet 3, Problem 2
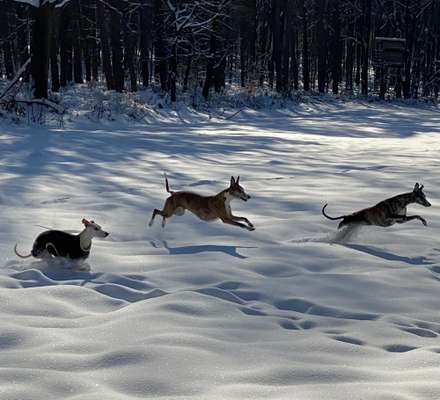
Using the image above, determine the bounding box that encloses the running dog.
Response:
[322,183,431,229]
[149,176,255,231]
[14,219,109,260]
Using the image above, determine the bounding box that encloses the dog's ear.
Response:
[230,176,236,186]
[413,183,420,192]
[82,218,91,226]
[419,184,424,191]
[236,176,240,184]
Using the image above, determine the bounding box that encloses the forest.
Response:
[0,0,440,104]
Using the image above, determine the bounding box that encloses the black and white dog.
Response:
[14,219,109,260]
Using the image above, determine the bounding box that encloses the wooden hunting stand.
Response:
[373,37,406,99]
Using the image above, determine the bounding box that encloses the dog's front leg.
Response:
[231,215,254,229]
[221,218,255,231]
[392,215,427,226]
[407,215,427,226]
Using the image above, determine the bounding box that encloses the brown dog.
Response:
[149,176,255,231]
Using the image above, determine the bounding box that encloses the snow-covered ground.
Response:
[1,101,440,399]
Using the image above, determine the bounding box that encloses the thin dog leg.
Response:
[149,209,169,228]
[393,215,427,226]
[46,242,60,257]
[222,218,254,231]
[150,198,176,228]
[232,215,254,228]
[149,209,163,227]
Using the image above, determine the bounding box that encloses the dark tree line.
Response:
[1,0,440,102]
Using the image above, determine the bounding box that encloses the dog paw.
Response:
[421,219,428,226]
[247,226,255,231]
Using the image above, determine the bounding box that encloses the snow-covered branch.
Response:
[12,0,70,7]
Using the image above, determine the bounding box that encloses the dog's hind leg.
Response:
[149,199,176,228]
[46,242,59,257]
[149,209,163,227]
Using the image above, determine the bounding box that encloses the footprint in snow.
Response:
[40,195,72,205]
[383,344,418,353]
[400,327,437,338]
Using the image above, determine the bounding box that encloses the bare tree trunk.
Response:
[50,10,60,92]
[16,6,31,83]
[240,31,247,87]
[72,0,83,84]
[281,0,290,93]
[402,0,414,98]
[329,1,341,94]
[202,33,215,100]
[31,4,53,98]
[110,1,124,92]
[0,4,15,79]
[272,0,282,92]
[97,2,113,89]
[124,6,138,93]
[361,0,371,95]
[140,0,152,87]
[302,2,310,91]
[290,28,299,91]
[345,21,355,94]
[82,0,98,82]
[59,7,73,87]
[183,55,191,92]
[170,43,177,101]
[153,0,168,91]
[316,0,327,93]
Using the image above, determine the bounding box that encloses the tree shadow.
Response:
[235,103,440,139]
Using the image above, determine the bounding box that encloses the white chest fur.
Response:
[224,193,233,216]
[79,230,92,252]
[396,206,407,216]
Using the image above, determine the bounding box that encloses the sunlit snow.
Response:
[1,101,439,399]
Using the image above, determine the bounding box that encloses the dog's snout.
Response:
[104,232,109,237]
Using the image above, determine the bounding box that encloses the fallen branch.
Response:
[0,58,31,101]
[14,98,66,114]
[224,107,246,120]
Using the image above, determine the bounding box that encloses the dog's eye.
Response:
[95,227,99,231]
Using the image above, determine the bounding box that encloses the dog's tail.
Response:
[164,173,174,194]
[14,244,32,259]
[322,204,345,221]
